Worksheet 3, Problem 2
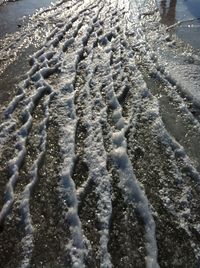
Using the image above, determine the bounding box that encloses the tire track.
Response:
[0,1,102,266]
[54,2,107,266]
[126,93,200,265]
[124,8,200,263]
[86,3,159,266]
[1,0,200,267]
[92,8,148,267]
[101,42,159,268]
[0,0,100,227]
[29,98,67,268]
[74,2,117,266]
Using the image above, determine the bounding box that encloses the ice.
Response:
[0,0,200,267]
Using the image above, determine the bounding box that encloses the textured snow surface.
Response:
[0,0,200,267]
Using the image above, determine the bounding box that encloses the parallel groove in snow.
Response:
[1,0,200,267]
[54,2,107,266]
[19,92,55,268]
[101,44,159,268]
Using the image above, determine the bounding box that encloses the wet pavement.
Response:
[0,0,200,267]
[157,0,200,49]
[0,0,55,38]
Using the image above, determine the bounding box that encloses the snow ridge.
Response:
[1,0,200,267]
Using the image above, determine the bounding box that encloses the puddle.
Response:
[156,0,200,49]
[176,19,200,50]
[0,0,56,38]
[0,45,35,107]
[142,71,200,172]
[159,95,200,172]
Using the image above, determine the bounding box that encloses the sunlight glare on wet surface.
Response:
[157,0,200,49]
[0,0,55,37]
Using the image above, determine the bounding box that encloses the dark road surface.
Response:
[0,0,200,267]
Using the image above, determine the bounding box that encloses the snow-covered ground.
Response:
[0,0,200,267]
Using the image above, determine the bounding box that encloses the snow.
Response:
[165,58,200,106]
[0,0,200,267]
